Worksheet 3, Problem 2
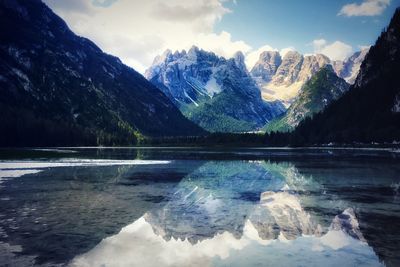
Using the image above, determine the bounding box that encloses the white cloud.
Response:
[338,0,391,17]
[151,0,230,26]
[311,39,353,61]
[280,47,296,57]
[311,39,327,51]
[43,0,246,73]
[194,31,252,59]
[43,0,363,74]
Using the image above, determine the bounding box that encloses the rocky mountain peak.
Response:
[333,48,369,84]
[297,53,330,82]
[250,48,367,105]
[250,51,282,83]
[145,47,285,132]
[260,51,281,62]
[233,51,247,73]
[272,50,304,86]
[187,45,200,59]
[152,49,172,65]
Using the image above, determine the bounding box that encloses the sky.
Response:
[43,0,400,73]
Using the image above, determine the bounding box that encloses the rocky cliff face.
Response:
[145,47,285,132]
[250,51,282,83]
[250,50,366,105]
[297,54,331,82]
[271,51,304,86]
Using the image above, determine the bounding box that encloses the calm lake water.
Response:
[0,147,399,267]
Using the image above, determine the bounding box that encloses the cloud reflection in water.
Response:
[71,161,383,267]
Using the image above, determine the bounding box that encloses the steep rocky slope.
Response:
[264,66,349,133]
[0,0,205,146]
[273,8,400,145]
[251,50,366,105]
[145,47,284,132]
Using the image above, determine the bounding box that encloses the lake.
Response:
[0,147,399,267]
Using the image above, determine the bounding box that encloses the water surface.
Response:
[0,147,399,266]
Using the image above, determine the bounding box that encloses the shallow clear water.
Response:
[0,147,399,267]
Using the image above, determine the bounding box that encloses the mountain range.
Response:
[0,0,204,146]
[145,48,285,132]
[146,47,366,133]
[264,65,349,133]
[0,0,398,146]
[250,49,368,106]
[270,8,400,145]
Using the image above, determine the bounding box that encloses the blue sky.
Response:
[45,0,400,73]
[215,0,399,55]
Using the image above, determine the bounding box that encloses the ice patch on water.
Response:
[32,148,78,153]
[0,169,42,184]
[0,169,42,178]
[0,159,170,185]
[0,159,171,170]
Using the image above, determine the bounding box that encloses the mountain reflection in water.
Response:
[71,161,384,267]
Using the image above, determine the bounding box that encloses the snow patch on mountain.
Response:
[260,81,304,107]
[333,48,369,84]
[204,68,222,97]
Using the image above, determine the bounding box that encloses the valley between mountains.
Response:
[0,0,399,146]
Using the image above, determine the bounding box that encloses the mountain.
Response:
[332,48,369,84]
[273,8,400,145]
[0,0,205,146]
[145,47,285,133]
[250,51,282,83]
[250,50,367,106]
[233,50,248,73]
[264,66,349,133]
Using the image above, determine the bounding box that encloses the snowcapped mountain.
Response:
[332,48,369,84]
[250,50,367,106]
[145,46,364,133]
[145,46,285,132]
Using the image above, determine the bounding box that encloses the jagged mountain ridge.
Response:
[264,66,349,133]
[332,49,369,84]
[145,47,285,133]
[276,8,400,145]
[250,49,368,105]
[0,0,205,146]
